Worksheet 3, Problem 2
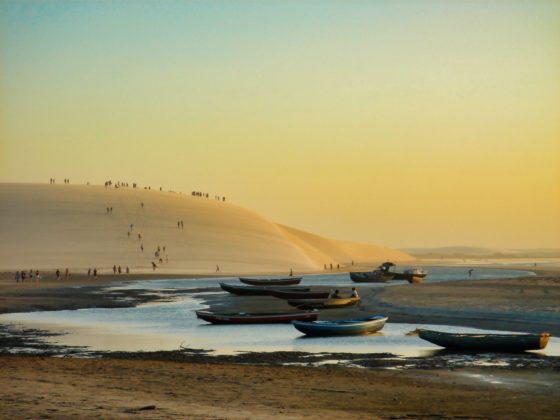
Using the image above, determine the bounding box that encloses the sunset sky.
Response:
[1,1,559,249]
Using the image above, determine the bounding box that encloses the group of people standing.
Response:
[112,265,129,275]
[15,270,41,282]
[191,191,226,202]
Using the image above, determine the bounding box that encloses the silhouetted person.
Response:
[56,269,60,280]
[93,268,97,277]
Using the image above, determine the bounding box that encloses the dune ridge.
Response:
[0,183,413,273]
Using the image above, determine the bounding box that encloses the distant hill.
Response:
[403,246,560,259]
[0,183,413,273]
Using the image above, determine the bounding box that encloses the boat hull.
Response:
[270,289,330,300]
[292,315,388,336]
[418,329,550,352]
[239,277,302,286]
[350,271,392,283]
[220,283,310,296]
[196,310,318,324]
[287,297,360,309]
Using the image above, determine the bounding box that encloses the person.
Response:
[88,268,91,277]
[151,261,157,271]
[330,289,341,299]
[113,265,117,274]
[289,268,293,277]
[55,269,60,280]
[118,265,122,274]
[15,271,21,283]
[93,268,97,278]
[140,244,144,252]
[21,271,26,282]
[65,268,70,279]
[468,269,474,277]
[126,266,130,274]
[350,287,359,298]
[35,270,41,282]
[28,270,33,281]
[127,231,130,238]
[216,264,220,272]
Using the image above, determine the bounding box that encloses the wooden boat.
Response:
[239,277,302,286]
[270,289,331,300]
[292,315,388,336]
[219,282,310,296]
[417,329,550,352]
[350,271,392,283]
[196,310,318,324]
[287,297,361,310]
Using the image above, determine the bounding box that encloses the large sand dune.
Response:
[0,183,412,273]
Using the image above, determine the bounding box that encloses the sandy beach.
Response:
[1,268,560,418]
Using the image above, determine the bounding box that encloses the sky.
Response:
[1,0,559,249]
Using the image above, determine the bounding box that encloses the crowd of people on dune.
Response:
[22,179,231,279]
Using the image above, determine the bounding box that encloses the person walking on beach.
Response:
[126,266,129,275]
[56,269,60,280]
[216,264,220,272]
[65,268,69,280]
[21,271,26,282]
[88,268,91,277]
[15,271,21,283]
[28,270,33,281]
[113,265,117,274]
[93,268,97,278]
[151,261,157,271]
[118,265,122,275]
[289,268,293,277]
[35,270,41,282]
[140,244,144,252]
[468,269,474,277]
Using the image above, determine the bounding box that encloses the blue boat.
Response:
[292,315,388,336]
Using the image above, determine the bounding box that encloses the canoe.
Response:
[239,277,302,286]
[292,315,388,336]
[350,271,393,283]
[417,329,550,352]
[270,289,331,300]
[287,297,361,310]
[220,283,310,296]
[196,310,318,324]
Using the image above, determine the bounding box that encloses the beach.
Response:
[1,268,560,418]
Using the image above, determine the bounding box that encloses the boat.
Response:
[196,310,318,324]
[417,329,550,352]
[292,315,388,336]
[239,277,302,286]
[270,289,331,300]
[349,271,392,283]
[287,297,361,310]
[219,282,310,296]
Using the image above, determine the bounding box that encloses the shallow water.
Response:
[1,267,558,357]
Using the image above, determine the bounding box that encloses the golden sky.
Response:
[1,1,559,248]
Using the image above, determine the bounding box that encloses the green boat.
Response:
[418,329,550,352]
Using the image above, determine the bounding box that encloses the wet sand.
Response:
[1,355,559,419]
[1,267,560,418]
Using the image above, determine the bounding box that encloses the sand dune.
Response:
[0,183,412,274]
